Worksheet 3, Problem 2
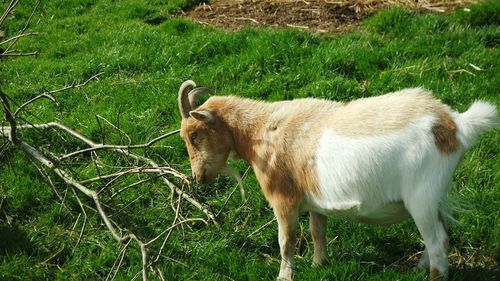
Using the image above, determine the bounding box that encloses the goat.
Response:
[176,80,497,280]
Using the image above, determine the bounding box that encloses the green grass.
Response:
[1,0,499,280]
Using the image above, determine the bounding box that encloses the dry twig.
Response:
[0,0,40,58]
[248,217,277,237]
[13,72,104,116]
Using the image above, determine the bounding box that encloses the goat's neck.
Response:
[209,96,271,165]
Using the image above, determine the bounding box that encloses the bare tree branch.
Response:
[0,90,19,144]
[0,131,150,280]
[109,174,165,199]
[81,167,185,184]
[59,129,180,160]
[30,159,74,214]
[0,0,20,28]
[3,0,39,54]
[0,50,38,57]
[96,114,132,146]
[70,187,88,251]
[248,218,277,238]
[13,72,104,116]
[107,238,132,281]
[0,32,42,45]
[1,120,221,228]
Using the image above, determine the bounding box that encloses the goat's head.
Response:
[178,80,233,184]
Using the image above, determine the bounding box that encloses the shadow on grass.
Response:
[0,224,33,256]
[359,235,499,280]
[449,267,499,281]
[358,234,416,270]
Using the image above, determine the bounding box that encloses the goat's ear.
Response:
[189,110,215,124]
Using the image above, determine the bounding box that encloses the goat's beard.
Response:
[221,166,245,201]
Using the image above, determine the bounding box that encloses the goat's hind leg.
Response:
[417,210,449,272]
[310,212,329,266]
[406,200,449,281]
[417,248,430,271]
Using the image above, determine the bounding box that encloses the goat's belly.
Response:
[303,199,409,226]
[354,202,409,225]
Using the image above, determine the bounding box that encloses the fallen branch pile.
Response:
[0,79,221,280]
[1,2,219,279]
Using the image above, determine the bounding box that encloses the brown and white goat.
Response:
[177,80,497,280]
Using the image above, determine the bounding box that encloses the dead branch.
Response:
[95,114,132,146]
[0,32,42,45]
[46,122,219,227]
[248,217,277,238]
[109,174,165,199]
[0,90,18,144]
[70,187,88,251]
[13,72,103,116]
[1,92,220,281]
[81,167,185,184]
[1,3,220,275]
[107,238,132,281]
[2,0,39,55]
[126,151,221,229]
[0,0,19,28]
[1,120,219,227]
[1,115,153,274]
[59,129,180,160]
[0,50,38,57]
[0,128,150,279]
[31,159,74,214]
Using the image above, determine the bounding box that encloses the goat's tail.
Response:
[455,101,497,148]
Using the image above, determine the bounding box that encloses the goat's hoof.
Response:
[429,268,447,281]
[312,258,330,267]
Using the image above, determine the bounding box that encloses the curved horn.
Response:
[188,87,213,109]
[178,80,196,119]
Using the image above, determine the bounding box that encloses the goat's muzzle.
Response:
[193,168,206,184]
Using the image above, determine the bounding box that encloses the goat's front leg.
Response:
[274,204,299,281]
[310,212,329,266]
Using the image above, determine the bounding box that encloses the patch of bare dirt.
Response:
[184,0,479,33]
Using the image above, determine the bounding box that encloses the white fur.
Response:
[454,101,498,148]
[305,115,463,223]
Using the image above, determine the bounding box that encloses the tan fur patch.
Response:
[255,101,324,199]
[432,113,459,154]
[196,97,321,206]
[326,88,449,136]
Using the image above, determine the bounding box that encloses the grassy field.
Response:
[1,0,499,280]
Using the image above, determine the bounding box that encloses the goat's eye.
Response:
[189,132,198,143]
